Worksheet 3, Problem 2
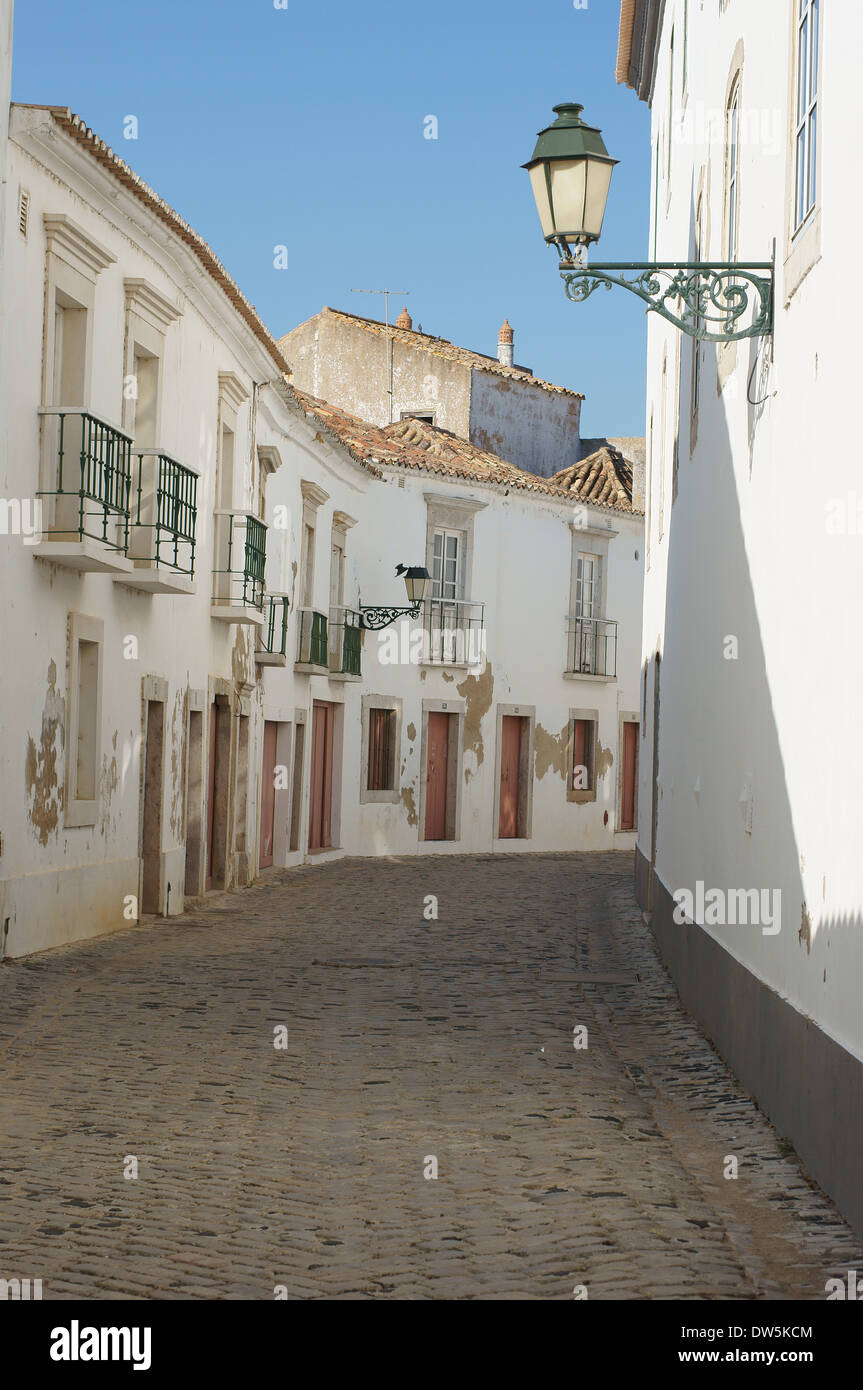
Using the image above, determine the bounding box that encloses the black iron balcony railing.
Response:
[37,407,133,549]
[328,606,362,676]
[130,449,198,577]
[258,594,290,660]
[212,510,267,610]
[566,616,618,678]
[420,597,486,665]
[297,607,328,667]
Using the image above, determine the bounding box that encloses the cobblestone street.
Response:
[0,853,858,1300]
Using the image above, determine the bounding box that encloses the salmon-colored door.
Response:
[425,711,450,840]
[309,701,335,850]
[206,701,217,890]
[621,721,639,831]
[498,715,523,839]
[260,720,278,868]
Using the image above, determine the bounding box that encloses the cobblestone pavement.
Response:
[0,852,859,1300]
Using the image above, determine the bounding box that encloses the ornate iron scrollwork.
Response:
[360,603,422,631]
[561,261,774,342]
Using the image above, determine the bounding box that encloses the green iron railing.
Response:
[212,510,267,610]
[328,606,362,675]
[259,594,290,657]
[297,608,328,667]
[131,450,198,576]
[37,408,133,549]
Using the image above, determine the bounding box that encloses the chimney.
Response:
[396,305,413,330]
[498,318,514,367]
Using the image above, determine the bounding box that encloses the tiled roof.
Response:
[293,391,577,498]
[287,307,584,400]
[550,447,637,512]
[16,105,290,375]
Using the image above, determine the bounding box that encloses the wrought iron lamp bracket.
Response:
[360,602,423,631]
[560,260,774,342]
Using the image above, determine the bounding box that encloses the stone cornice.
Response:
[124,277,183,331]
[43,212,116,279]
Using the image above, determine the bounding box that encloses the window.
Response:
[300,521,315,608]
[794,0,820,231]
[726,80,741,261]
[432,528,463,601]
[52,293,87,407]
[568,711,597,803]
[66,614,103,827]
[368,709,396,791]
[575,553,599,619]
[666,30,675,183]
[361,696,402,804]
[400,410,435,425]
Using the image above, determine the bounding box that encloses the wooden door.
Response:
[206,701,217,890]
[498,715,523,839]
[309,701,335,850]
[260,720,278,868]
[425,711,450,841]
[621,721,639,831]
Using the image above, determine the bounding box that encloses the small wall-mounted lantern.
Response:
[360,564,431,630]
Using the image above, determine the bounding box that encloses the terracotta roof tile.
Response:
[292,392,636,512]
[550,446,638,513]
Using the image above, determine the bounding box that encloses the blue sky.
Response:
[11,0,651,438]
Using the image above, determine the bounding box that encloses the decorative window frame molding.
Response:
[418,697,465,843]
[423,492,487,601]
[567,706,599,805]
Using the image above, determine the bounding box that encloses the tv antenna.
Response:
[350,288,410,423]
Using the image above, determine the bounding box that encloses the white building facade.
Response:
[1,102,644,961]
[618,0,863,1236]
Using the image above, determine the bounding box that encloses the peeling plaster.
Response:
[401,784,418,827]
[406,722,417,743]
[169,688,188,841]
[800,902,812,953]
[596,738,614,780]
[534,721,570,781]
[99,747,119,837]
[25,660,65,846]
[456,659,494,771]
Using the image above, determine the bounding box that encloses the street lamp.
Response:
[524,101,774,343]
[360,564,431,630]
[523,102,618,262]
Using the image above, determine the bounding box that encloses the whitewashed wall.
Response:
[638,0,863,1061]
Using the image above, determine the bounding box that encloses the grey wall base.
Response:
[635,846,863,1245]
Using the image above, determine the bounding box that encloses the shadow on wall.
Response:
[646,324,863,1242]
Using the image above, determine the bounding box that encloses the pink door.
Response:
[309,701,335,850]
[498,716,523,839]
[621,721,639,831]
[425,712,450,840]
[260,721,278,868]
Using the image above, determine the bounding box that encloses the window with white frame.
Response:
[431,528,463,602]
[794,0,820,232]
[726,79,741,261]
